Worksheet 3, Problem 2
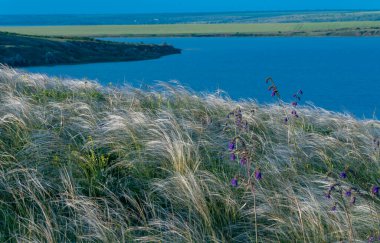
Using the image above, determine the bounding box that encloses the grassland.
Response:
[2,21,380,37]
[0,66,379,242]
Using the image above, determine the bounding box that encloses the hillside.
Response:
[0,67,379,242]
[0,32,180,67]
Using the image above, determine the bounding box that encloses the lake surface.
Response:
[25,37,380,119]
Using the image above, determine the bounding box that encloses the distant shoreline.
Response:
[91,30,380,38]
[1,22,380,38]
[0,32,181,67]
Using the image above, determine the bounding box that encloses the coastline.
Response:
[0,32,181,67]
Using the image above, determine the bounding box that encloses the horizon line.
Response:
[1,9,380,16]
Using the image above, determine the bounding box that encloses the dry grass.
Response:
[0,66,379,242]
[2,21,380,37]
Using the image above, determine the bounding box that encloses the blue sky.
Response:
[2,0,380,14]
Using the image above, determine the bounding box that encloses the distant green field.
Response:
[1,21,380,37]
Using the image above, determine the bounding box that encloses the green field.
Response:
[2,21,380,37]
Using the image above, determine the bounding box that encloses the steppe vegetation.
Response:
[0,66,379,242]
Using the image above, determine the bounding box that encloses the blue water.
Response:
[25,37,380,119]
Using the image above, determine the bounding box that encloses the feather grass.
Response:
[0,65,379,242]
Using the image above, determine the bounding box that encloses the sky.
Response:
[1,0,380,15]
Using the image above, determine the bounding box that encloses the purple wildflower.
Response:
[271,90,277,97]
[240,157,247,166]
[345,189,352,197]
[368,236,375,243]
[329,184,336,191]
[228,141,235,151]
[331,204,337,211]
[234,110,243,127]
[284,117,288,123]
[254,168,262,180]
[242,120,248,130]
[371,185,379,195]
[231,177,238,187]
[350,196,356,205]
[298,89,303,95]
[339,171,347,179]
[230,153,236,161]
[326,185,336,199]
[291,102,298,107]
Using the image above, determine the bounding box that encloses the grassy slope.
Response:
[0,67,379,242]
[2,21,380,37]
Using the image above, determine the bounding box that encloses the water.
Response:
[25,37,380,119]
